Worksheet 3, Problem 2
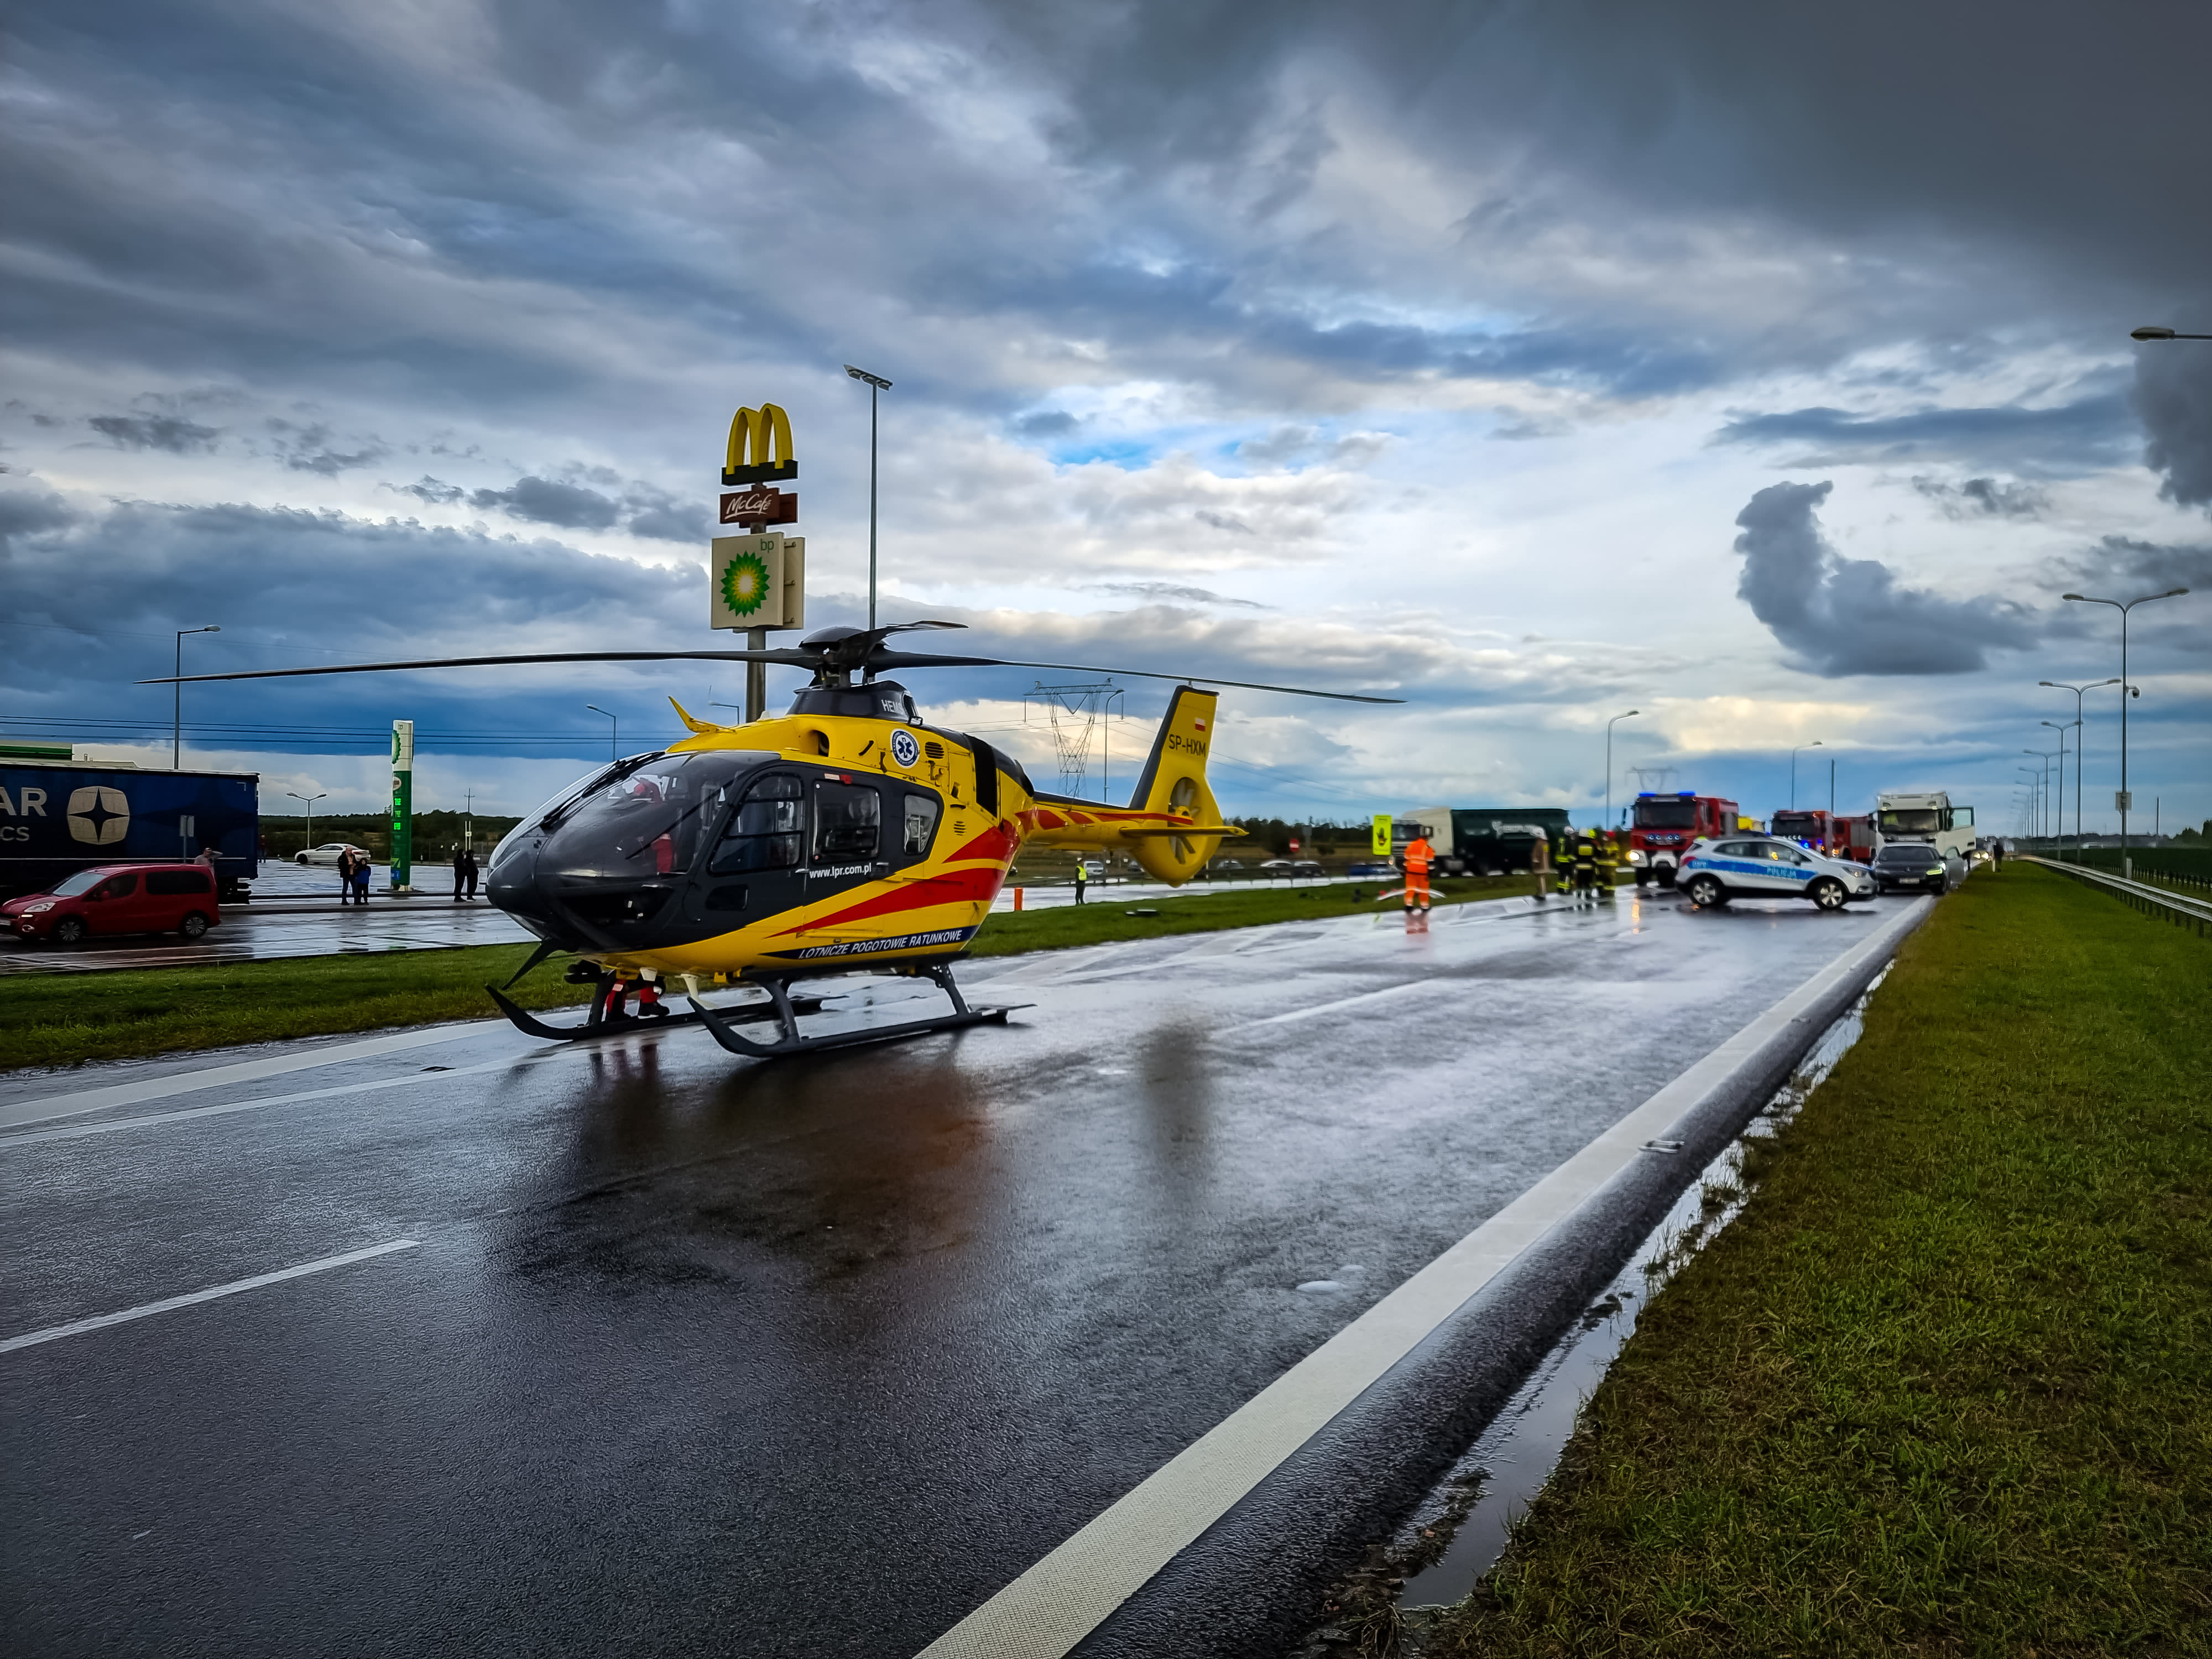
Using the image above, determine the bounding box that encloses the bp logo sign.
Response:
[718,550,772,618]
[67,786,130,846]
[890,728,920,769]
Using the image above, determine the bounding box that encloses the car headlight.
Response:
[24,901,54,914]
[1628,849,1647,865]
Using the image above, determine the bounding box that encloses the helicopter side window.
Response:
[902,794,938,857]
[813,781,880,865]
[708,775,805,874]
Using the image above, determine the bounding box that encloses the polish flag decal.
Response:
[1192,718,1207,731]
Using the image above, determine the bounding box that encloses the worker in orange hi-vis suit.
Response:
[1401,830,1435,928]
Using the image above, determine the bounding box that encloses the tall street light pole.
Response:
[173,625,220,768]
[2062,587,2189,874]
[844,365,893,630]
[1605,710,1639,829]
[1790,740,1822,811]
[586,704,617,762]
[2131,326,2212,341]
[2022,749,2057,844]
[2016,768,2041,841]
[287,790,327,855]
[2039,679,2118,862]
[2039,721,2068,854]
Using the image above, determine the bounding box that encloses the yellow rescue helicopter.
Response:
[155,623,1397,1057]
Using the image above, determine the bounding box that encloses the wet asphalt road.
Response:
[2,890,1913,1657]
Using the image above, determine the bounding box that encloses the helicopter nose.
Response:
[486,838,580,947]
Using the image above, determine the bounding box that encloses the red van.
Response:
[3,864,223,946]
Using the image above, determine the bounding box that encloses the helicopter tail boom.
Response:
[1018,686,1232,881]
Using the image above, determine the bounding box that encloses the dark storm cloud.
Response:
[1087,581,1266,608]
[87,414,221,453]
[2061,537,2212,653]
[1713,395,2135,474]
[469,476,622,533]
[0,484,701,739]
[2135,345,2212,510]
[1733,481,2034,676]
[464,475,699,542]
[1910,476,2047,520]
[15,0,2206,447]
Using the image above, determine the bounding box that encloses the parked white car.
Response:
[1677,836,1877,911]
[296,842,372,866]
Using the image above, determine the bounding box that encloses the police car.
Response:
[1676,835,1877,911]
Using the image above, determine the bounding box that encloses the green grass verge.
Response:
[1425,863,2212,1657]
[0,875,1547,1072]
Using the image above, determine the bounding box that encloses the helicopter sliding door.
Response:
[698,771,806,925]
[808,778,884,900]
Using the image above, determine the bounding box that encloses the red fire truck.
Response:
[1629,791,1740,888]
[1768,808,1844,857]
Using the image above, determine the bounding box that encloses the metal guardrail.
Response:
[2023,857,2212,938]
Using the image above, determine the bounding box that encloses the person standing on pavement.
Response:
[1570,826,1599,903]
[462,846,480,900]
[335,846,356,904]
[1074,860,1088,904]
[452,845,468,901]
[1400,827,1434,926]
[1992,839,2005,872]
[1530,831,1551,900]
[351,849,373,905]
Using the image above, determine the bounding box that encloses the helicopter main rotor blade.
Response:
[138,649,815,685]
[865,650,1405,703]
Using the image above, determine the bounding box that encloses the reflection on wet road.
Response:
[1,891,1911,1656]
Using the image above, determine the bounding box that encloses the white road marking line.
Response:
[1229,978,1433,1030]
[0,1022,507,1131]
[914,896,1932,1659]
[0,1048,556,1150]
[0,1239,420,1355]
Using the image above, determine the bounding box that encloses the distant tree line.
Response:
[259,811,521,860]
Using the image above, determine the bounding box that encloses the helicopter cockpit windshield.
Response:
[535,751,767,883]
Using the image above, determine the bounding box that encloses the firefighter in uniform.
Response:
[1400,828,1435,930]
[1595,829,1620,899]
[1569,826,1599,902]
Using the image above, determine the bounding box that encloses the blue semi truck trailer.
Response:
[0,751,259,901]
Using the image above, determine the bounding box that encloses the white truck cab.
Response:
[1874,791,1976,864]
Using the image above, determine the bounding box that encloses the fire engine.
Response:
[1768,808,1845,858]
[1628,790,1739,889]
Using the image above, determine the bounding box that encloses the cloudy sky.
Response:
[5,0,2209,836]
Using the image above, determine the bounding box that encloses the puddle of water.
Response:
[1390,968,1885,1615]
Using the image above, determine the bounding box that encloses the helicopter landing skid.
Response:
[685,964,1029,1060]
[484,980,826,1044]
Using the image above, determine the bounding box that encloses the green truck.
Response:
[1394,806,1575,875]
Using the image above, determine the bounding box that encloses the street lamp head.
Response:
[2154,587,2189,600]
[2060,593,2087,603]
[2131,326,2177,341]
[844,364,893,390]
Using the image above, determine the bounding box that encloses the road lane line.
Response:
[1229,978,1434,1029]
[0,1239,420,1355]
[915,898,1931,1659]
[0,1048,560,1149]
[0,1022,510,1131]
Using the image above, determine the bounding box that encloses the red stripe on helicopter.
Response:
[945,822,1019,863]
[776,864,1006,935]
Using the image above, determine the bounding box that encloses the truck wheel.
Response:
[51,916,87,946]
[1809,878,1846,912]
[1656,869,1677,889]
[179,912,211,940]
[1684,874,1725,908]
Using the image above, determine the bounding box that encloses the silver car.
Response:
[1677,836,1877,911]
